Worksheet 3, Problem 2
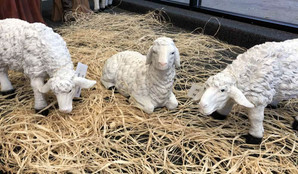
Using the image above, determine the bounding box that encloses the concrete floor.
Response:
[168,0,298,25]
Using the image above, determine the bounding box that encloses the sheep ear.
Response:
[229,86,254,108]
[146,46,153,65]
[74,77,96,89]
[39,81,51,93]
[174,47,180,68]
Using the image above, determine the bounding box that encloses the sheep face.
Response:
[199,74,254,115]
[146,37,180,70]
[199,85,230,115]
[39,76,96,113]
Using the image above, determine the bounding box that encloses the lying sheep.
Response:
[101,37,180,113]
[0,19,96,115]
[198,38,298,144]
[93,0,113,12]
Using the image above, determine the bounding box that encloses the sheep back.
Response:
[102,51,149,97]
[0,18,73,78]
[226,39,298,105]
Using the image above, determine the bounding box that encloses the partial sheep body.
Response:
[198,38,298,144]
[101,37,180,113]
[93,0,113,11]
[0,18,96,114]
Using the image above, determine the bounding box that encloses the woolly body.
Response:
[101,37,180,113]
[209,39,298,106]
[199,38,298,143]
[0,18,74,92]
[0,18,96,113]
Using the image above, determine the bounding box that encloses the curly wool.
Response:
[103,51,175,106]
[101,37,179,110]
[50,69,76,94]
[0,18,75,93]
[207,39,298,106]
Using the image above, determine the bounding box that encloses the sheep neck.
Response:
[147,64,175,105]
[48,63,74,78]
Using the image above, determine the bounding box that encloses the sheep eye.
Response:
[221,89,225,92]
[67,89,72,93]
[171,52,175,55]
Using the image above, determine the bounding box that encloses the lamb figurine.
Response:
[0,18,96,115]
[101,37,180,113]
[198,38,298,144]
[93,0,113,12]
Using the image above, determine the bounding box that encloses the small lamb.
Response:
[101,37,180,113]
[0,19,96,115]
[198,38,298,144]
[93,0,113,12]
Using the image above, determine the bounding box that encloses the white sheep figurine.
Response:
[93,0,113,12]
[101,37,180,113]
[0,18,96,115]
[198,38,298,144]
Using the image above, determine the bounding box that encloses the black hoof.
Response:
[1,89,16,99]
[108,86,116,90]
[108,86,119,93]
[73,98,82,102]
[211,111,227,120]
[292,119,298,130]
[242,134,262,144]
[35,109,49,116]
[266,104,278,109]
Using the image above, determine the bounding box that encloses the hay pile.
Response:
[0,11,297,173]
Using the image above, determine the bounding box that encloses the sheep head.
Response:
[146,37,180,70]
[198,72,254,115]
[39,70,96,113]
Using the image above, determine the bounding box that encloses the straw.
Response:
[0,10,297,173]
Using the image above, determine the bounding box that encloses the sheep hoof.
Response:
[211,111,227,120]
[108,86,119,93]
[35,109,49,116]
[108,86,116,90]
[292,119,298,130]
[1,89,16,99]
[266,104,278,109]
[243,134,262,144]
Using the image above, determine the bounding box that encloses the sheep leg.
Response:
[108,0,113,5]
[94,0,100,12]
[130,95,154,114]
[293,116,298,130]
[165,92,178,110]
[0,69,15,97]
[100,0,106,9]
[211,100,234,120]
[30,77,49,116]
[244,105,265,144]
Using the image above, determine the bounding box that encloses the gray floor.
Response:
[167,0,298,25]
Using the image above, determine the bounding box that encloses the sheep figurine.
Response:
[198,38,298,144]
[93,0,113,12]
[0,18,96,115]
[101,37,180,113]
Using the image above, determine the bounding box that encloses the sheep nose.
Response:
[159,62,167,66]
